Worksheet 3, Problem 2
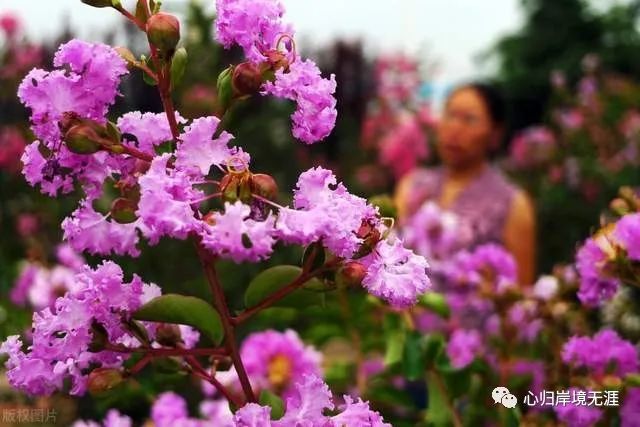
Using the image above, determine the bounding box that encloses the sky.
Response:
[1,0,524,95]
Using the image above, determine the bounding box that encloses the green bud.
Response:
[170,47,188,87]
[64,124,103,154]
[110,198,138,224]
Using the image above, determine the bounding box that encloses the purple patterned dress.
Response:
[405,165,517,248]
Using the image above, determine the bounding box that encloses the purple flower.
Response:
[0,262,157,396]
[200,201,277,263]
[214,0,293,64]
[274,374,334,426]
[614,213,640,261]
[231,375,390,426]
[240,329,322,399]
[622,387,640,427]
[18,40,128,195]
[137,154,203,244]
[233,403,272,427]
[576,237,620,307]
[62,199,142,257]
[72,410,132,427]
[330,396,391,427]
[554,389,603,427]
[446,329,484,369]
[117,111,185,154]
[262,58,337,144]
[442,243,517,292]
[562,329,638,376]
[281,167,378,258]
[151,392,189,427]
[532,275,559,300]
[175,116,245,176]
[360,238,431,308]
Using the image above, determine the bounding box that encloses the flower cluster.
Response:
[10,244,85,310]
[575,212,640,307]
[233,375,390,426]
[1,262,160,395]
[562,329,638,377]
[215,0,337,144]
[508,126,556,170]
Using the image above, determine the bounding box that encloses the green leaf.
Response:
[133,294,224,345]
[384,329,405,367]
[403,331,426,381]
[423,334,445,368]
[418,292,450,319]
[259,390,285,420]
[244,265,324,309]
[142,57,158,86]
[425,371,453,426]
[170,47,188,87]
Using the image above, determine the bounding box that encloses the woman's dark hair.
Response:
[453,82,506,127]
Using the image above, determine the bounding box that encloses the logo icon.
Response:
[492,386,518,408]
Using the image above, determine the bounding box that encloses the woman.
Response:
[395,83,536,285]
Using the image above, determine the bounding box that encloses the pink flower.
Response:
[509,126,556,169]
[0,262,157,396]
[175,116,245,175]
[137,154,203,244]
[214,0,294,64]
[117,111,185,154]
[262,59,337,144]
[200,201,277,263]
[378,115,429,179]
[360,238,431,308]
[240,329,322,399]
[446,329,484,369]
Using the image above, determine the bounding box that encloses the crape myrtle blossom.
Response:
[575,233,620,307]
[238,329,322,399]
[562,329,638,377]
[72,409,132,427]
[215,0,337,144]
[233,375,391,426]
[553,388,604,427]
[18,40,129,196]
[10,244,85,310]
[0,261,198,396]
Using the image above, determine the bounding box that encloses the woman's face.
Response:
[437,87,497,170]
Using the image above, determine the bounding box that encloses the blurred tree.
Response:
[488,0,640,132]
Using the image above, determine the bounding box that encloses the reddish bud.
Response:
[337,261,367,288]
[146,13,180,57]
[110,198,138,224]
[232,62,263,96]
[64,124,103,154]
[88,368,124,395]
[250,173,278,200]
[154,324,182,347]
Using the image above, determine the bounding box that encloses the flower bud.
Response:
[146,13,180,57]
[232,62,263,96]
[601,375,623,391]
[336,261,367,288]
[88,320,109,352]
[64,124,103,154]
[111,198,138,224]
[81,0,116,8]
[88,368,124,395]
[154,324,182,346]
[250,173,278,200]
[610,198,630,216]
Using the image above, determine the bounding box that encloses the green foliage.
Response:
[133,294,224,345]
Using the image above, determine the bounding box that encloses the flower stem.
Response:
[196,247,256,404]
